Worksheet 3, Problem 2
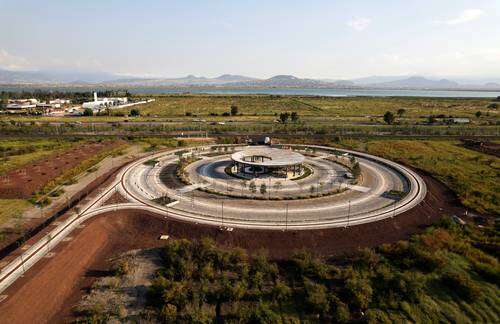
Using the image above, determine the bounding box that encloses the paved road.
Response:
[0,144,426,295]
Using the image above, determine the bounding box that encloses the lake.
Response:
[1,86,499,98]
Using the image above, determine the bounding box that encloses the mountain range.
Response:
[0,68,499,90]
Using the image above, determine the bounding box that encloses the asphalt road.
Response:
[0,144,426,295]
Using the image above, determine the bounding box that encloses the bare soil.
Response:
[0,161,125,259]
[0,171,466,323]
[0,141,120,199]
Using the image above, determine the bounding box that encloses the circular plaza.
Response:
[120,144,427,230]
[230,146,305,179]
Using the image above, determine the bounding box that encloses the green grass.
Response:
[3,95,497,126]
[0,199,31,226]
[364,140,499,214]
[35,142,128,198]
[0,138,75,174]
[119,95,496,119]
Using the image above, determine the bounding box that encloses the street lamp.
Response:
[285,202,289,231]
[347,200,351,227]
[221,200,224,227]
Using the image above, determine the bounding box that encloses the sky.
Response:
[0,0,499,79]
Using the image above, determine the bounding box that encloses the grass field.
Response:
[364,140,499,215]
[1,95,498,125]
[0,138,75,174]
[118,95,496,118]
[0,199,31,227]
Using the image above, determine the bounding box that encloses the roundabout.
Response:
[120,144,427,230]
[0,143,428,295]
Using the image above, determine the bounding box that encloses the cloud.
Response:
[0,49,30,70]
[347,17,371,31]
[439,9,484,25]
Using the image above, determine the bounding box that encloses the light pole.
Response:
[221,200,224,228]
[20,252,26,274]
[285,202,289,231]
[347,200,351,228]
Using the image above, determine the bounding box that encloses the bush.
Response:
[230,105,238,116]
[345,271,373,309]
[130,108,140,116]
[83,108,93,116]
[304,279,330,316]
[441,271,481,301]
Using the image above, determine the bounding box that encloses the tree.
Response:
[291,111,299,122]
[230,105,238,116]
[130,108,140,116]
[0,93,8,110]
[279,112,290,123]
[273,181,282,196]
[397,108,406,117]
[304,279,330,319]
[475,111,482,118]
[352,162,361,179]
[271,280,292,320]
[249,181,257,195]
[260,183,267,196]
[240,180,247,194]
[83,108,93,116]
[383,111,395,124]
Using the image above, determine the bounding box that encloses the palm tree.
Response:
[260,183,267,197]
[241,180,247,195]
[249,181,257,196]
[273,181,283,198]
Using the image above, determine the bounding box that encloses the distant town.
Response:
[1,92,154,117]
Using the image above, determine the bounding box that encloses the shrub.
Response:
[441,271,481,301]
[345,271,373,309]
[304,279,330,316]
[83,108,93,116]
[383,111,395,124]
[130,108,140,116]
[230,105,238,116]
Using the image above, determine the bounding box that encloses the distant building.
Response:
[247,136,272,145]
[65,107,83,116]
[36,103,61,109]
[450,118,470,124]
[82,92,128,111]
[5,99,37,110]
[49,99,71,105]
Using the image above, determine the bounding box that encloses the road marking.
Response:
[166,200,179,207]
[345,184,371,193]
[178,183,209,194]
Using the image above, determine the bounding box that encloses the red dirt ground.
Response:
[0,171,466,323]
[0,141,120,199]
